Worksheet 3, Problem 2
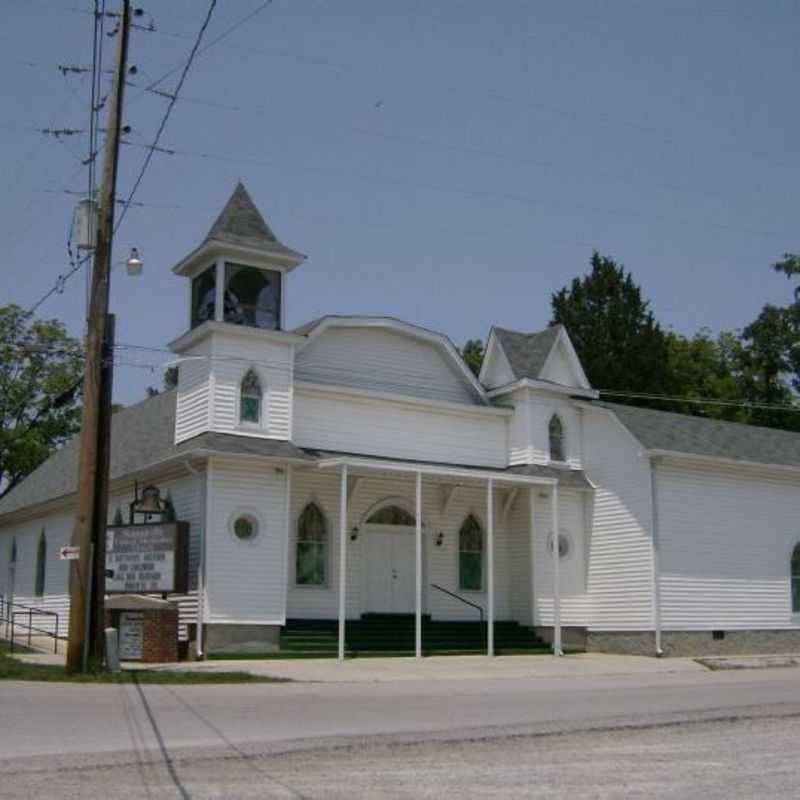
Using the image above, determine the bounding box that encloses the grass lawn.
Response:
[0,642,289,684]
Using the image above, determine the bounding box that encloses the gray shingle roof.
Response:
[505,463,593,489]
[600,401,800,468]
[204,181,304,260]
[493,325,563,381]
[0,391,311,519]
[304,448,592,488]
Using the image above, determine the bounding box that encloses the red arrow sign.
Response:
[59,545,80,561]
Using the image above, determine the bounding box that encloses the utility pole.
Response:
[66,0,131,672]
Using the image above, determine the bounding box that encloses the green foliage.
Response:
[663,330,749,422]
[549,251,800,431]
[0,305,83,499]
[145,365,178,398]
[550,251,671,396]
[460,339,484,377]
[162,491,177,522]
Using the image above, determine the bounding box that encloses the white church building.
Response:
[2,182,800,659]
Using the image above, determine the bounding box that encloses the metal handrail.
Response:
[0,595,60,654]
[429,583,486,651]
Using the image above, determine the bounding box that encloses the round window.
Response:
[232,513,258,541]
[547,532,571,559]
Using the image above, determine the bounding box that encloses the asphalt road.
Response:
[1,668,799,798]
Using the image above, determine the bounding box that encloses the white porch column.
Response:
[528,487,536,627]
[415,471,423,659]
[551,483,563,656]
[487,478,494,657]
[338,465,348,661]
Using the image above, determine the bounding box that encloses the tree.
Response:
[145,365,179,398]
[738,304,800,430]
[0,305,83,499]
[460,339,484,377]
[550,251,672,397]
[663,329,749,422]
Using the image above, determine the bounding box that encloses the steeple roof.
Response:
[205,181,279,249]
[173,181,305,275]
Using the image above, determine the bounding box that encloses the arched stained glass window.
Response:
[459,515,483,591]
[240,368,262,425]
[9,537,17,565]
[35,530,47,597]
[549,414,565,462]
[296,503,328,586]
[366,505,416,526]
[792,544,800,614]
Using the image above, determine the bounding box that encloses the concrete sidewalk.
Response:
[142,652,707,682]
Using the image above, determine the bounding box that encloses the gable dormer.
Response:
[170,183,306,444]
[481,324,597,467]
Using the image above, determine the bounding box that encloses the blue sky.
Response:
[2,1,799,405]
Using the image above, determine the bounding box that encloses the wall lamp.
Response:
[435,532,444,547]
[350,526,359,542]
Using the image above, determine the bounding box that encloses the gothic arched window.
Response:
[459,515,484,592]
[792,543,800,614]
[296,503,328,586]
[549,414,565,462]
[240,369,262,425]
[34,530,47,597]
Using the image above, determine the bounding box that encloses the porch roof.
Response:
[309,449,592,489]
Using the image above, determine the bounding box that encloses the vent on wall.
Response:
[712,630,725,641]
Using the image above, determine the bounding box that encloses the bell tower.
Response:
[169,182,307,444]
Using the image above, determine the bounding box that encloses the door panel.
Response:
[391,534,415,612]
[364,526,416,613]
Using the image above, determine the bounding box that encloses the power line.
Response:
[142,0,272,94]
[114,0,219,233]
[116,137,794,243]
[598,389,800,414]
[110,342,800,414]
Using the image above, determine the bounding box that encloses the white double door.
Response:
[364,525,417,614]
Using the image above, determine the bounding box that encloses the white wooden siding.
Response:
[507,388,583,469]
[174,354,211,444]
[296,327,479,405]
[540,339,583,387]
[582,407,654,631]
[0,509,73,637]
[287,471,515,622]
[480,334,515,389]
[656,461,800,630]
[507,490,532,623]
[204,457,288,624]
[293,387,508,468]
[210,333,293,440]
[0,470,205,641]
[532,489,591,626]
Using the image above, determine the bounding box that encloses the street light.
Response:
[125,248,143,277]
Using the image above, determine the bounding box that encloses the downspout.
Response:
[184,458,206,660]
[648,456,664,656]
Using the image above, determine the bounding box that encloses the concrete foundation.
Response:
[204,624,281,655]
[586,629,800,657]
[534,626,587,651]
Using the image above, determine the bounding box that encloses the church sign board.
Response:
[106,522,188,594]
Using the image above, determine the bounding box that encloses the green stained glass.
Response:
[793,578,800,615]
[296,543,326,585]
[296,504,327,585]
[460,553,482,592]
[459,515,483,591]
[240,395,260,424]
